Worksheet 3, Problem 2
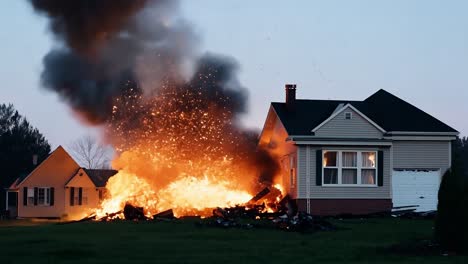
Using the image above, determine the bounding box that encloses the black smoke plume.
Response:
[29,0,148,55]
[29,0,198,123]
[29,0,279,183]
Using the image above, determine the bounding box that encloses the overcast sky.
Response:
[0,0,467,150]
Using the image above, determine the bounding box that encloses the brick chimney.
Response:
[285,84,297,109]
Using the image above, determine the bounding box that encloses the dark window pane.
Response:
[342,169,357,184]
[38,188,45,205]
[46,188,50,204]
[323,151,337,167]
[324,168,338,184]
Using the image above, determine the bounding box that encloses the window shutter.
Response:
[23,187,27,206]
[316,149,322,186]
[378,151,384,186]
[70,187,75,206]
[78,187,83,206]
[50,187,55,206]
[33,187,38,206]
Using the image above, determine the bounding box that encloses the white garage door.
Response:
[392,169,441,212]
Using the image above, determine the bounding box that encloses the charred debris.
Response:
[64,188,435,232]
[67,187,336,232]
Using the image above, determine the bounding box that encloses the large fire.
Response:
[27,0,282,220]
[94,83,281,218]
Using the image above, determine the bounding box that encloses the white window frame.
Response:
[27,188,34,206]
[322,150,378,187]
[344,112,353,120]
[37,187,51,206]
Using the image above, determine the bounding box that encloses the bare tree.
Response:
[69,135,112,169]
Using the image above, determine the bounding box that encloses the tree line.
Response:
[0,103,51,212]
[1,103,113,213]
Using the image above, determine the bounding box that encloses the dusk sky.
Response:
[1,0,467,149]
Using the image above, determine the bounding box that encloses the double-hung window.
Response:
[37,187,51,206]
[361,152,377,184]
[323,150,377,186]
[27,188,35,205]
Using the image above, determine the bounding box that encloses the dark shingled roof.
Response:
[272,89,457,135]
[85,169,118,187]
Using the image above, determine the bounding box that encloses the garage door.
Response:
[392,169,441,212]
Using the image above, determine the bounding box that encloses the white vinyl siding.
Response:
[297,147,307,198]
[314,108,383,139]
[393,141,450,174]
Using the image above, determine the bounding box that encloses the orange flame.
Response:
[93,85,282,219]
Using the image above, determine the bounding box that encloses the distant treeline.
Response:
[453,137,468,176]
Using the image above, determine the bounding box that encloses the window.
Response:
[345,112,353,120]
[71,187,88,206]
[73,189,80,205]
[342,152,357,184]
[323,150,377,186]
[37,187,51,206]
[27,188,34,205]
[361,152,376,184]
[82,188,88,205]
[323,151,338,184]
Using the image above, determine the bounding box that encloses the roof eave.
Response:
[384,131,459,136]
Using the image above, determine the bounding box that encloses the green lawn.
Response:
[0,218,466,264]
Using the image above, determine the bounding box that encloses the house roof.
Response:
[84,169,118,187]
[271,89,458,135]
[15,145,80,188]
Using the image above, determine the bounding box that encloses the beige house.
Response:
[6,146,117,220]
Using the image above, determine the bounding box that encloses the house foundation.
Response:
[296,199,392,216]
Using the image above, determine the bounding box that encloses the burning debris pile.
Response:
[29,0,281,218]
[85,186,336,233]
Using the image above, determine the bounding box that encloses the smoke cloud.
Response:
[29,0,200,123]
[29,0,149,55]
[29,0,279,184]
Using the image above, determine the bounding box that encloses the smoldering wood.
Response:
[248,187,270,203]
[153,209,175,219]
[123,203,147,220]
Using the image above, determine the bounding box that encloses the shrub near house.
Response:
[436,152,468,253]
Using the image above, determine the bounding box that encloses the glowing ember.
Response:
[28,0,282,220]
[93,84,281,219]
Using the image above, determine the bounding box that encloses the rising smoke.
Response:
[29,0,201,123]
[29,0,279,184]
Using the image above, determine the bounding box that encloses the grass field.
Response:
[0,218,466,264]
